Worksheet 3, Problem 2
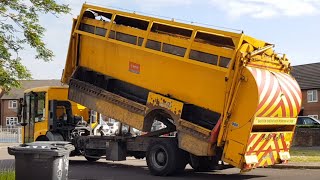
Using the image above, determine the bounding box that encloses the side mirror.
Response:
[18,97,28,127]
[17,98,24,122]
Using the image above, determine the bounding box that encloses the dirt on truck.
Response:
[61,3,302,175]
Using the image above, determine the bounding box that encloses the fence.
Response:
[0,126,22,143]
[293,127,320,147]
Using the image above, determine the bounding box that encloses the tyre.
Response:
[85,156,100,162]
[176,149,189,173]
[133,153,145,159]
[146,140,180,176]
[35,135,49,141]
[189,154,217,172]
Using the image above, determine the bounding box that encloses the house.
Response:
[292,62,320,119]
[0,80,62,127]
[0,89,4,125]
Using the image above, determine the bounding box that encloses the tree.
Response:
[0,0,70,91]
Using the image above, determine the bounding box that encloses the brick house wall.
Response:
[0,89,3,125]
[0,99,19,126]
[300,89,320,119]
[292,63,320,119]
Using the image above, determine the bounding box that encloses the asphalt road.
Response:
[1,147,320,180]
[67,157,320,180]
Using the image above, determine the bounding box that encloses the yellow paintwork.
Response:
[23,86,90,142]
[177,119,213,156]
[253,117,297,125]
[61,4,301,171]
[178,131,210,156]
[243,132,294,170]
[147,92,183,117]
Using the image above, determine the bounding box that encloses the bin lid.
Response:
[8,141,75,157]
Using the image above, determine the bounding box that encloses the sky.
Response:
[20,0,320,79]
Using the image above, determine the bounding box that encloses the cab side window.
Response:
[35,92,46,122]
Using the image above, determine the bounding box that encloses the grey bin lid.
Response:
[8,141,75,157]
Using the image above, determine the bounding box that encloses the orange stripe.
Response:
[263,161,269,167]
[270,150,276,164]
[276,73,301,117]
[257,71,275,110]
[278,73,301,96]
[266,99,283,117]
[257,147,272,167]
[257,83,281,117]
[280,134,288,151]
[280,99,287,117]
[256,69,267,103]
[248,134,258,145]
[276,74,296,117]
[256,135,272,154]
[281,88,294,117]
[274,136,280,151]
[247,134,264,154]
[257,68,265,96]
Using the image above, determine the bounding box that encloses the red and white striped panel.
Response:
[247,67,302,118]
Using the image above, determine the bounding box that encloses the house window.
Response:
[6,117,18,126]
[8,100,18,109]
[307,90,318,102]
[308,115,319,120]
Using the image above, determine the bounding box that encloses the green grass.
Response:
[290,149,320,162]
[0,171,15,180]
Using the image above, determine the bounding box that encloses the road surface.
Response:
[1,147,320,180]
[67,157,320,180]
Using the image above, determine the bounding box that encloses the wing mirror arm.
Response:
[18,98,28,127]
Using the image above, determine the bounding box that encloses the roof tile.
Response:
[1,80,63,99]
[292,63,320,90]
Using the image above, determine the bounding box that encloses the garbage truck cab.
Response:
[20,86,96,143]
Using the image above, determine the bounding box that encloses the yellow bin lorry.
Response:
[61,3,302,175]
[20,86,95,143]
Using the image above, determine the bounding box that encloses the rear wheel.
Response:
[35,135,49,141]
[85,156,100,162]
[176,149,189,173]
[146,140,182,176]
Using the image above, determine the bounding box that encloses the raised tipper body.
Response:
[62,3,301,173]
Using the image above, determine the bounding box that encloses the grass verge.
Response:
[0,171,15,180]
[290,149,320,162]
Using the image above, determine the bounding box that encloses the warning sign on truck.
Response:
[129,62,140,74]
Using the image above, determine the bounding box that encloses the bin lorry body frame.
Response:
[57,3,301,174]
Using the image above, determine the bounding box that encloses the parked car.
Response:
[297,116,320,126]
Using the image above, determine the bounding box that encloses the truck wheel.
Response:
[35,136,49,141]
[176,149,189,173]
[146,141,178,176]
[189,154,217,172]
[85,156,100,162]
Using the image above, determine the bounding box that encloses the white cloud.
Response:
[132,0,192,9]
[27,0,195,79]
[62,0,192,14]
[210,0,320,18]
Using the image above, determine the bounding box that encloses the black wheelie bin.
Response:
[8,141,74,180]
